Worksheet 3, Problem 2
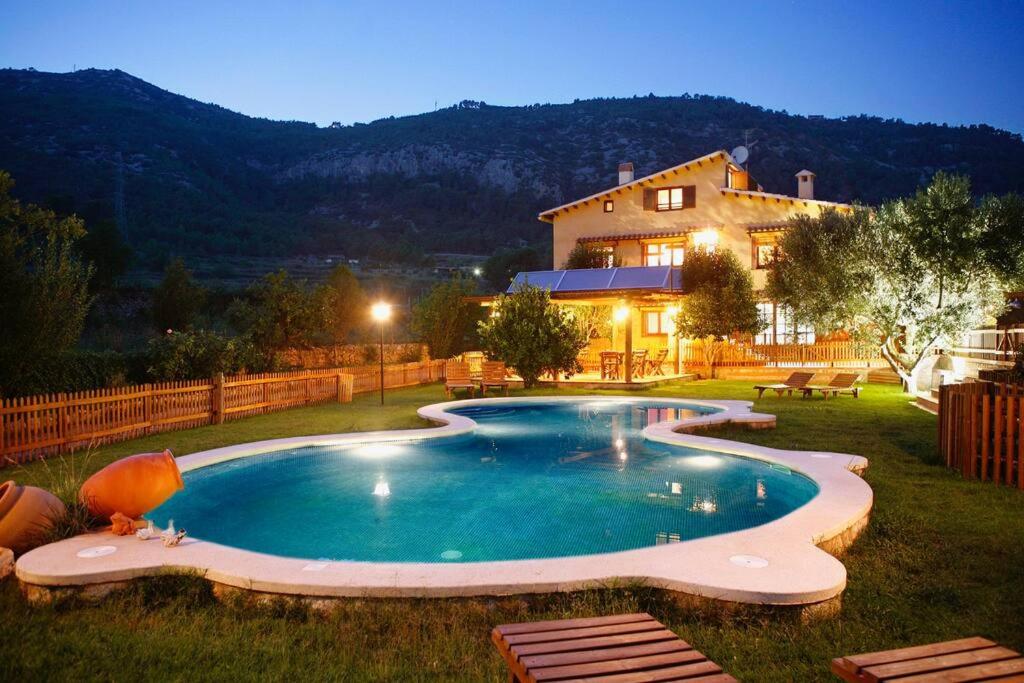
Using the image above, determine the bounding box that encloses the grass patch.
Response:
[4,380,1024,681]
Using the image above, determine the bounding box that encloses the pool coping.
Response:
[16,396,873,606]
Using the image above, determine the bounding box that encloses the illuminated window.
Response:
[595,245,615,268]
[754,303,815,345]
[644,243,685,267]
[643,310,674,335]
[603,200,614,213]
[754,243,776,269]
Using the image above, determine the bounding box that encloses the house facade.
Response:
[536,151,856,360]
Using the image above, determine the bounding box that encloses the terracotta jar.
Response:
[0,480,67,555]
[79,449,184,520]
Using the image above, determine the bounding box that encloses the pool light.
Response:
[685,455,722,468]
[372,479,391,497]
[352,443,406,458]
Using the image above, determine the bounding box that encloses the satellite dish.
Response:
[731,145,749,165]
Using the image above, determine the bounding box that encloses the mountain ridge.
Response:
[2,67,1022,263]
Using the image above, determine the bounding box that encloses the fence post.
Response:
[144,384,153,435]
[213,373,225,425]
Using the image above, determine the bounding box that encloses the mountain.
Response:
[2,67,1023,264]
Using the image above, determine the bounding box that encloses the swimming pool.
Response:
[150,399,818,563]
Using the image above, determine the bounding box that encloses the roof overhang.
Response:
[537,150,732,223]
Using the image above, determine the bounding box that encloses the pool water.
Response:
[151,400,818,563]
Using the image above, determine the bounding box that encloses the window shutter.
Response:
[643,188,656,211]
[682,185,696,208]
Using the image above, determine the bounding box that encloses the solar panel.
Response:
[507,266,679,294]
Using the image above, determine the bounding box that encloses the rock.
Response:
[0,547,13,581]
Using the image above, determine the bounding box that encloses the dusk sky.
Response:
[2,1,1023,133]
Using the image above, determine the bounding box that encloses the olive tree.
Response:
[768,174,1016,392]
[477,284,587,387]
[673,249,764,377]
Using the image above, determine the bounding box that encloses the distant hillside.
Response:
[2,67,1022,263]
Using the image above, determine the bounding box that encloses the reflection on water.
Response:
[151,400,818,563]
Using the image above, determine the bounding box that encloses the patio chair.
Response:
[600,351,622,380]
[480,360,510,395]
[803,372,862,399]
[753,371,815,398]
[832,636,1023,682]
[631,349,648,379]
[493,613,737,683]
[444,360,476,398]
[645,348,670,376]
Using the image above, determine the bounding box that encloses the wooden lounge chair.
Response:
[804,372,862,399]
[480,360,510,395]
[753,371,815,398]
[832,636,1024,682]
[493,613,737,683]
[600,351,623,380]
[444,360,476,398]
[645,348,670,377]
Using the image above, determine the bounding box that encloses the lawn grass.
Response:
[4,380,1024,681]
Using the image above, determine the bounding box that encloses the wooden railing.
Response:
[951,328,1023,364]
[938,381,1023,489]
[679,340,884,368]
[1,360,446,466]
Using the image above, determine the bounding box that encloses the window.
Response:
[753,242,776,269]
[595,245,615,268]
[644,243,685,267]
[650,185,695,211]
[643,310,674,336]
[603,199,614,213]
[754,303,816,345]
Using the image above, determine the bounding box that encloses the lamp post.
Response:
[371,302,392,405]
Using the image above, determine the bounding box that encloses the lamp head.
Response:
[371,302,392,322]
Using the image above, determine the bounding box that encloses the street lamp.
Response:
[371,302,392,405]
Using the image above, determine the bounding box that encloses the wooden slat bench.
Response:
[832,636,1024,682]
[492,613,736,682]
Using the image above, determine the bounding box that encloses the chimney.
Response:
[618,162,634,185]
[795,170,816,200]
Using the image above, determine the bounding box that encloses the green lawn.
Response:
[4,380,1024,682]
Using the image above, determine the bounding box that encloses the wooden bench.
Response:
[832,636,1024,682]
[492,613,736,682]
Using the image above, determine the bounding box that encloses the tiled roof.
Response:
[577,225,719,243]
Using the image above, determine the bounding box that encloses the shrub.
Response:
[477,284,587,387]
[152,258,205,332]
[146,329,252,381]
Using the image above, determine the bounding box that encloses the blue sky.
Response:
[2,0,1022,132]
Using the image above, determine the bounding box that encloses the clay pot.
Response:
[79,450,184,520]
[0,481,67,555]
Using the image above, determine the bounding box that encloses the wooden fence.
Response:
[0,360,446,466]
[938,381,1023,489]
[679,340,884,369]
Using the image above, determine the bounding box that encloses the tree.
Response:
[0,171,93,396]
[767,175,1014,392]
[483,247,545,292]
[410,276,482,359]
[316,264,366,344]
[978,193,1024,290]
[477,284,587,387]
[674,249,764,378]
[562,243,618,269]
[229,270,319,369]
[152,258,205,332]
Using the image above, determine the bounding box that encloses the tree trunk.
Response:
[702,336,719,379]
[879,335,936,395]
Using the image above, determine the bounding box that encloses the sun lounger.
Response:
[753,371,815,398]
[480,360,510,395]
[444,360,476,398]
[493,613,737,683]
[804,372,861,399]
[832,636,1024,682]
